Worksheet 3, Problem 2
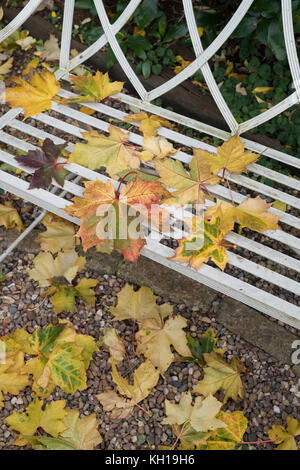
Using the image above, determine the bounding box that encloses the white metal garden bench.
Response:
[0,0,300,328]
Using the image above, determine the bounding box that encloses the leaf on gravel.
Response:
[2,328,33,354]
[28,250,86,287]
[193,352,246,403]
[0,57,13,79]
[136,315,191,374]
[203,134,259,175]
[35,213,78,253]
[44,277,98,314]
[162,392,226,433]
[58,409,102,450]
[180,327,224,366]
[6,398,67,445]
[268,417,300,450]
[0,351,30,409]
[109,283,173,323]
[0,202,24,231]
[124,112,173,137]
[99,328,125,364]
[15,138,67,190]
[22,57,40,76]
[5,69,60,119]
[70,71,123,102]
[155,149,220,205]
[96,390,135,419]
[204,411,248,450]
[23,322,97,397]
[68,125,141,178]
[113,359,159,405]
[140,136,179,162]
[40,34,60,62]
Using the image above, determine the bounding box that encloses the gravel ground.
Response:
[0,249,300,450]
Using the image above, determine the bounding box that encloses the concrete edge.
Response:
[0,227,299,377]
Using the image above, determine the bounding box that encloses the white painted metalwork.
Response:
[0,0,299,328]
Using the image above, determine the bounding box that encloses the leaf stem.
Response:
[116,170,138,199]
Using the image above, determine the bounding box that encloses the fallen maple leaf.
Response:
[204,411,248,450]
[45,277,98,314]
[179,327,225,367]
[0,201,24,231]
[58,410,102,450]
[65,177,169,261]
[140,136,179,162]
[268,417,300,451]
[23,322,98,397]
[0,351,30,409]
[68,125,141,178]
[5,69,60,119]
[162,392,226,433]
[22,57,40,76]
[205,196,281,233]
[70,71,124,102]
[15,138,67,190]
[109,283,173,323]
[193,352,246,403]
[40,34,60,62]
[124,111,173,137]
[203,134,259,176]
[136,315,191,374]
[96,390,134,419]
[155,149,220,205]
[170,214,230,271]
[99,328,125,364]
[35,213,78,253]
[0,57,13,79]
[112,359,159,403]
[6,398,67,446]
[28,250,86,287]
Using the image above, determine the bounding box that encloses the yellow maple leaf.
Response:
[140,135,179,162]
[193,352,246,403]
[205,410,248,450]
[0,201,24,231]
[96,390,134,419]
[155,149,219,205]
[124,111,173,137]
[99,328,125,364]
[68,125,141,178]
[136,315,191,374]
[0,351,30,409]
[205,197,281,233]
[170,214,230,271]
[162,392,226,433]
[112,359,159,404]
[59,409,102,450]
[268,417,300,450]
[6,398,67,443]
[109,283,173,323]
[22,57,40,76]
[35,213,78,253]
[70,71,124,102]
[5,69,60,119]
[203,134,260,176]
[0,57,13,79]
[28,250,86,287]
